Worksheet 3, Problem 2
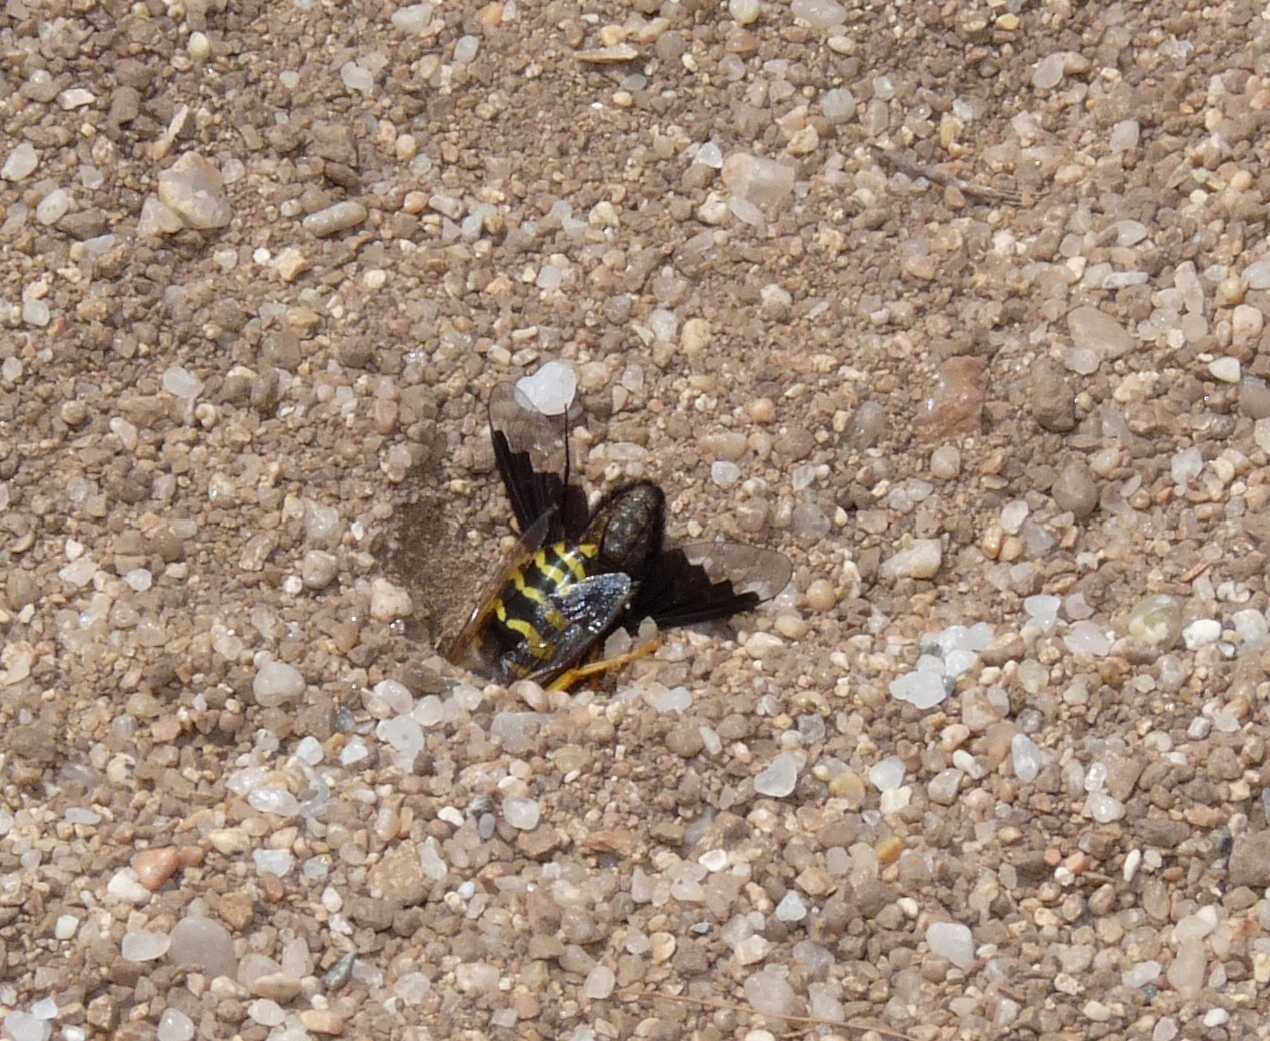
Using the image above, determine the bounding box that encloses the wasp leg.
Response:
[546,637,663,693]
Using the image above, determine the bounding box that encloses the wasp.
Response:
[446,375,793,690]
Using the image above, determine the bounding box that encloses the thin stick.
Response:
[870,146,1024,206]
[615,987,920,1041]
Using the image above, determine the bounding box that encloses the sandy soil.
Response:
[2,0,1269,1039]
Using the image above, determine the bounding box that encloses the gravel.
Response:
[2,2,1269,1039]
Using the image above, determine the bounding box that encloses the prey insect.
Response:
[446,378,793,691]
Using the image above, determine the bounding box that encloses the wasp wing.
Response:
[517,572,635,687]
[444,509,555,671]
[489,381,589,542]
[625,541,793,630]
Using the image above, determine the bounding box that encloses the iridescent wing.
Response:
[514,573,635,687]
[489,381,589,543]
[625,541,793,630]
[444,509,554,672]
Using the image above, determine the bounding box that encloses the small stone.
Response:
[132,848,181,892]
[1068,306,1135,360]
[1209,357,1240,383]
[276,248,310,282]
[729,0,761,24]
[734,934,772,964]
[1127,595,1182,651]
[1064,621,1111,657]
[1052,461,1098,519]
[926,921,974,969]
[157,1008,195,1041]
[754,752,800,797]
[880,539,942,580]
[503,796,541,830]
[3,1013,50,1041]
[776,891,807,922]
[252,972,303,1002]
[721,153,796,211]
[1181,618,1220,650]
[252,660,306,707]
[790,0,846,29]
[583,964,616,1000]
[303,201,368,237]
[122,931,170,962]
[889,670,947,709]
[2,142,39,181]
[1032,52,1065,89]
[297,1010,345,1035]
[915,356,984,438]
[370,578,413,621]
[138,195,185,236]
[743,969,796,1017]
[1229,832,1270,887]
[1031,360,1076,432]
[391,3,434,33]
[157,153,233,230]
[302,550,338,590]
[515,361,577,416]
[1166,940,1206,998]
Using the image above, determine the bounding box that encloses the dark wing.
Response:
[444,509,554,671]
[488,381,589,542]
[624,541,793,630]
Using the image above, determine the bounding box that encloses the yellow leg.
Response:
[547,638,662,693]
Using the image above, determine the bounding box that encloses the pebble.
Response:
[122,930,171,962]
[926,921,974,969]
[1127,595,1182,650]
[132,848,181,892]
[916,357,984,438]
[744,969,796,1017]
[515,362,577,416]
[929,445,961,478]
[1063,621,1111,657]
[1011,734,1043,781]
[2,142,38,181]
[754,752,800,797]
[1166,940,1206,998]
[1181,618,1220,650]
[253,660,306,707]
[804,579,836,612]
[303,200,368,237]
[391,3,434,33]
[1052,460,1098,519]
[790,0,846,29]
[1208,357,1240,383]
[503,796,541,830]
[868,756,905,791]
[302,550,338,590]
[889,670,947,709]
[721,153,795,211]
[1068,305,1135,360]
[583,964,616,999]
[3,1013,50,1041]
[370,577,413,621]
[157,153,233,230]
[157,1009,194,1041]
[880,539,942,580]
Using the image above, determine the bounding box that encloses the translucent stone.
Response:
[253,850,294,876]
[2,142,38,181]
[743,969,796,1017]
[162,365,203,400]
[790,0,846,29]
[821,87,856,123]
[754,752,799,797]
[1181,619,1221,649]
[1063,621,1111,657]
[776,891,807,922]
[2,1012,49,1041]
[453,35,479,62]
[889,670,947,709]
[515,361,577,416]
[1127,595,1182,650]
[926,921,975,968]
[711,461,740,487]
[1170,447,1203,485]
[583,964,615,999]
[157,1008,195,1041]
[503,797,541,830]
[253,661,305,707]
[121,931,170,961]
[868,756,905,791]
[1011,734,1043,782]
[391,3,433,33]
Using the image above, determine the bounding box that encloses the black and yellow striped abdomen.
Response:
[486,541,601,669]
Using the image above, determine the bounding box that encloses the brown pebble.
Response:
[804,579,837,613]
[665,720,704,758]
[298,1010,345,1036]
[1052,460,1099,519]
[1030,359,1076,432]
[132,848,181,892]
[915,356,985,439]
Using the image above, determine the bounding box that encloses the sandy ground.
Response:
[2,0,1270,1038]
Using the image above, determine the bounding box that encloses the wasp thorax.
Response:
[588,481,665,577]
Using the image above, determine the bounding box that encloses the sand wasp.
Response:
[445,370,792,690]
